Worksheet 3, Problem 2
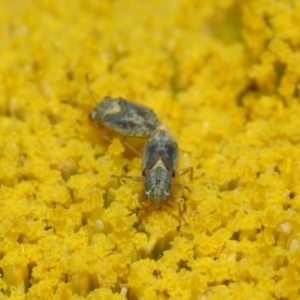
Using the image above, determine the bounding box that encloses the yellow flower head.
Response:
[1,0,300,299]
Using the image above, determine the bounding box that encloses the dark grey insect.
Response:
[141,123,194,204]
[141,123,179,203]
[90,96,159,137]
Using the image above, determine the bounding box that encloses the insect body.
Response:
[90,97,159,137]
[142,123,179,203]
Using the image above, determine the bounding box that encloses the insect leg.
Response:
[173,167,203,199]
[173,183,192,192]
[97,131,141,156]
[177,167,203,181]
[85,73,101,102]
[174,167,193,192]
[120,137,141,156]
[121,175,143,182]
[177,167,193,180]
[100,131,135,155]
[169,193,184,216]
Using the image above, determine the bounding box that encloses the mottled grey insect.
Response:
[141,123,192,204]
[86,74,159,138]
[90,97,159,137]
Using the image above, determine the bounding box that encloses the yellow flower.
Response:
[1,0,300,299]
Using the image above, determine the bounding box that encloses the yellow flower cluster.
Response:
[1,0,300,299]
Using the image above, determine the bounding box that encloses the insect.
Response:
[141,123,192,204]
[87,75,159,138]
[90,96,159,137]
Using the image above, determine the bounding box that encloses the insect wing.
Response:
[126,101,159,135]
[111,100,158,137]
[143,133,179,173]
[142,142,162,170]
[161,141,179,172]
[91,98,158,137]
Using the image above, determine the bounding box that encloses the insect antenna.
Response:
[85,73,101,103]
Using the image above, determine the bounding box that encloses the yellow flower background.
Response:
[1,0,300,299]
